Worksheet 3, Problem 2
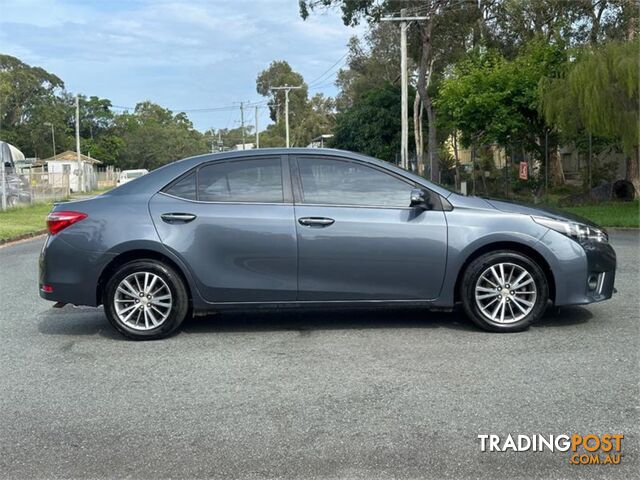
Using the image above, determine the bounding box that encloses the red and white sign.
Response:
[519,162,528,180]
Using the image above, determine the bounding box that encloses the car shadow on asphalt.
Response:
[181,304,593,335]
[36,304,593,340]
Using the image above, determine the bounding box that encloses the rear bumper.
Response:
[39,235,115,307]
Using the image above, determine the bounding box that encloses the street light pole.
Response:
[270,85,303,148]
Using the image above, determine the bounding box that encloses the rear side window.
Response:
[164,171,196,200]
[197,158,283,203]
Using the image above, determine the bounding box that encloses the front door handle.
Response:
[161,213,197,223]
[298,217,335,227]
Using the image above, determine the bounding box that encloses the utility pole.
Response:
[544,129,549,198]
[255,105,259,148]
[382,10,428,170]
[75,95,83,192]
[1,142,6,211]
[240,102,245,150]
[271,85,303,148]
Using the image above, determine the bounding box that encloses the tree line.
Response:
[301,0,639,194]
[0,55,335,171]
[1,0,638,195]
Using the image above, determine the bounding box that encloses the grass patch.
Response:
[0,188,113,242]
[561,201,639,228]
[0,202,53,242]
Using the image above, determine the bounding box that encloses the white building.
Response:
[234,143,255,151]
[43,150,102,192]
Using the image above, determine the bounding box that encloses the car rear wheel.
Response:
[104,260,189,340]
[461,251,549,332]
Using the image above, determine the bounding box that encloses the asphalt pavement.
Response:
[0,231,638,479]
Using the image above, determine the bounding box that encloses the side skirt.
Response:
[192,300,454,316]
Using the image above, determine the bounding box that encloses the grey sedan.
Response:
[39,149,616,340]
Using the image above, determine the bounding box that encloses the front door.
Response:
[292,155,447,301]
[149,156,297,303]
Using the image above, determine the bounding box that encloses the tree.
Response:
[79,95,114,139]
[300,0,482,181]
[256,61,308,123]
[0,54,69,157]
[335,24,401,112]
[436,41,568,184]
[540,40,640,195]
[291,93,336,147]
[331,83,412,163]
[113,102,207,170]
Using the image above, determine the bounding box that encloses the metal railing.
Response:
[1,171,70,210]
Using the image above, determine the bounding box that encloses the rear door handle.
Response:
[298,217,335,227]
[161,213,197,223]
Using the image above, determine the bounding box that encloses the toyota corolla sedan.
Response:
[39,148,616,340]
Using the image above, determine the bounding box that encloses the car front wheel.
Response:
[461,251,549,332]
[104,260,189,340]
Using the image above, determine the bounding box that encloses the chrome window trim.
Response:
[158,191,293,206]
[159,192,416,210]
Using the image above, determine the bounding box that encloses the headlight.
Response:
[532,216,608,244]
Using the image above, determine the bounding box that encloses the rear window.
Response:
[163,171,196,200]
[197,158,283,203]
[162,158,283,203]
[126,171,145,179]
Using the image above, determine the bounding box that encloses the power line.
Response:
[110,100,269,114]
[307,51,349,87]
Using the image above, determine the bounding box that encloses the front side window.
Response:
[297,157,414,207]
[197,158,283,203]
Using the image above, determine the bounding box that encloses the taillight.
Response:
[46,211,88,235]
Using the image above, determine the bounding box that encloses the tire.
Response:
[460,250,549,332]
[104,260,189,340]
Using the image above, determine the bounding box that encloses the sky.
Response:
[0,0,365,131]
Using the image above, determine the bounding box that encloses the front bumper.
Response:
[539,229,616,306]
[580,240,616,303]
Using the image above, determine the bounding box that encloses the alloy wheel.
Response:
[113,272,172,330]
[474,262,537,324]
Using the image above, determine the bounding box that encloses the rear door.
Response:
[149,155,297,302]
[291,155,448,301]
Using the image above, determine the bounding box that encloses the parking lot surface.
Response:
[0,231,638,479]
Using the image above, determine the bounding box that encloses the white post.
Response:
[240,101,245,150]
[255,105,259,148]
[75,95,83,192]
[381,11,427,170]
[400,8,408,170]
[284,88,290,148]
[0,144,6,211]
[270,85,302,148]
